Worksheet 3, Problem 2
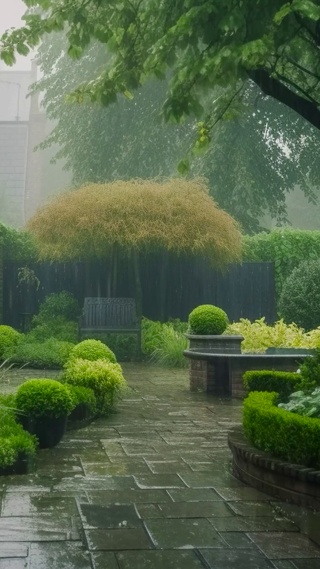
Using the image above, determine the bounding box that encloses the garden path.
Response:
[1,363,320,568]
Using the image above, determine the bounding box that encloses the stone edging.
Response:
[228,428,320,510]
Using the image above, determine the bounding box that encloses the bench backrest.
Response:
[81,297,139,329]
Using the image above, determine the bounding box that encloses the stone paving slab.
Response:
[0,363,319,567]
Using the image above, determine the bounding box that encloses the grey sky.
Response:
[0,0,31,70]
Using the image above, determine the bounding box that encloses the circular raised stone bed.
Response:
[228,428,320,511]
[186,334,243,354]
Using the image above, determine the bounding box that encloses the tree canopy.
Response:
[2,0,320,136]
[27,179,242,266]
[33,31,320,234]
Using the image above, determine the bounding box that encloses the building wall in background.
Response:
[0,122,28,227]
[0,66,71,228]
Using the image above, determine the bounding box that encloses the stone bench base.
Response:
[184,351,306,398]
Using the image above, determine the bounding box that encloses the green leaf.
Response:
[274,3,292,24]
[67,44,83,59]
[0,49,15,66]
[123,90,134,100]
[292,0,320,20]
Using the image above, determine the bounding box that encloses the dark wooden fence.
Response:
[3,257,276,329]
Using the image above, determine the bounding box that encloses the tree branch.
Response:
[248,69,320,130]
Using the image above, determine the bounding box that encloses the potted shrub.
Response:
[0,394,38,475]
[186,304,243,354]
[63,358,126,416]
[69,339,117,363]
[15,379,73,448]
[66,385,97,426]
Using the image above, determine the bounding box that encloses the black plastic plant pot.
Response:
[0,452,35,476]
[20,415,68,449]
[68,403,90,423]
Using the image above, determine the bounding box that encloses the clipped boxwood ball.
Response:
[188,304,229,335]
[16,379,74,419]
[69,339,116,363]
[0,325,22,359]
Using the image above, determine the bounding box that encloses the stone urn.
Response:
[184,304,243,395]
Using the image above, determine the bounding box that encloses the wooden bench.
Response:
[79,297,141,354]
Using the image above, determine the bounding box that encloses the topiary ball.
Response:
[279,259,320,331]
[69,339,116,363]
[16,379,74,419]
[188,304,229,335]
[0,325,22,359]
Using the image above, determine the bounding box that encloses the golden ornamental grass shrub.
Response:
[27,179,242,266]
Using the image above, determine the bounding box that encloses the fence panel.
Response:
[3,259,276,328]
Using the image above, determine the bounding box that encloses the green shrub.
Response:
[63,358,125,415]
[29,291,80,343]
[243,391,320,468]
[16,379,74,419]
[0,393,38,468]
[0,326,22,359]
[243,229,320,301]
[188,305,229,335]
[149,324,188,367]
[66,385,97,417]
[243,370,302,399]
[69,339,116,363]
[4,338,74,369]
[33,291,80,323]
[279,259,320,331]
[278,388,320,418]
[28,317,78,344]
[298,350,320,391]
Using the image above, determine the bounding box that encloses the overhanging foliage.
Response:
[1,0,320,134]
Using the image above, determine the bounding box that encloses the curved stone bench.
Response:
[228,428,320,511]
[184,350,307,398]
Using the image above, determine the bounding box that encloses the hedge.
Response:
[243,391,320,468]
[243,229,320,301]
[243,370,302,399]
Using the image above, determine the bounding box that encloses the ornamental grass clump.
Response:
[27,179,242,267]
[69,339,116,363]
[63,358,126,415]
[188,305,229,335]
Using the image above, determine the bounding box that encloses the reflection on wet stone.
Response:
[0,364,319,567]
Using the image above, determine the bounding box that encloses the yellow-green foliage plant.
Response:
[27,179,242,317]
[63,358,126,415]
[226,318,320,353]
[69,339,116,363]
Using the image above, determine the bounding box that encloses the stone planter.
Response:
[186,334,243,354]
[229,428,320,510]
[185,334,243,396]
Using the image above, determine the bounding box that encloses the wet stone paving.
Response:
[1,363,320,568]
